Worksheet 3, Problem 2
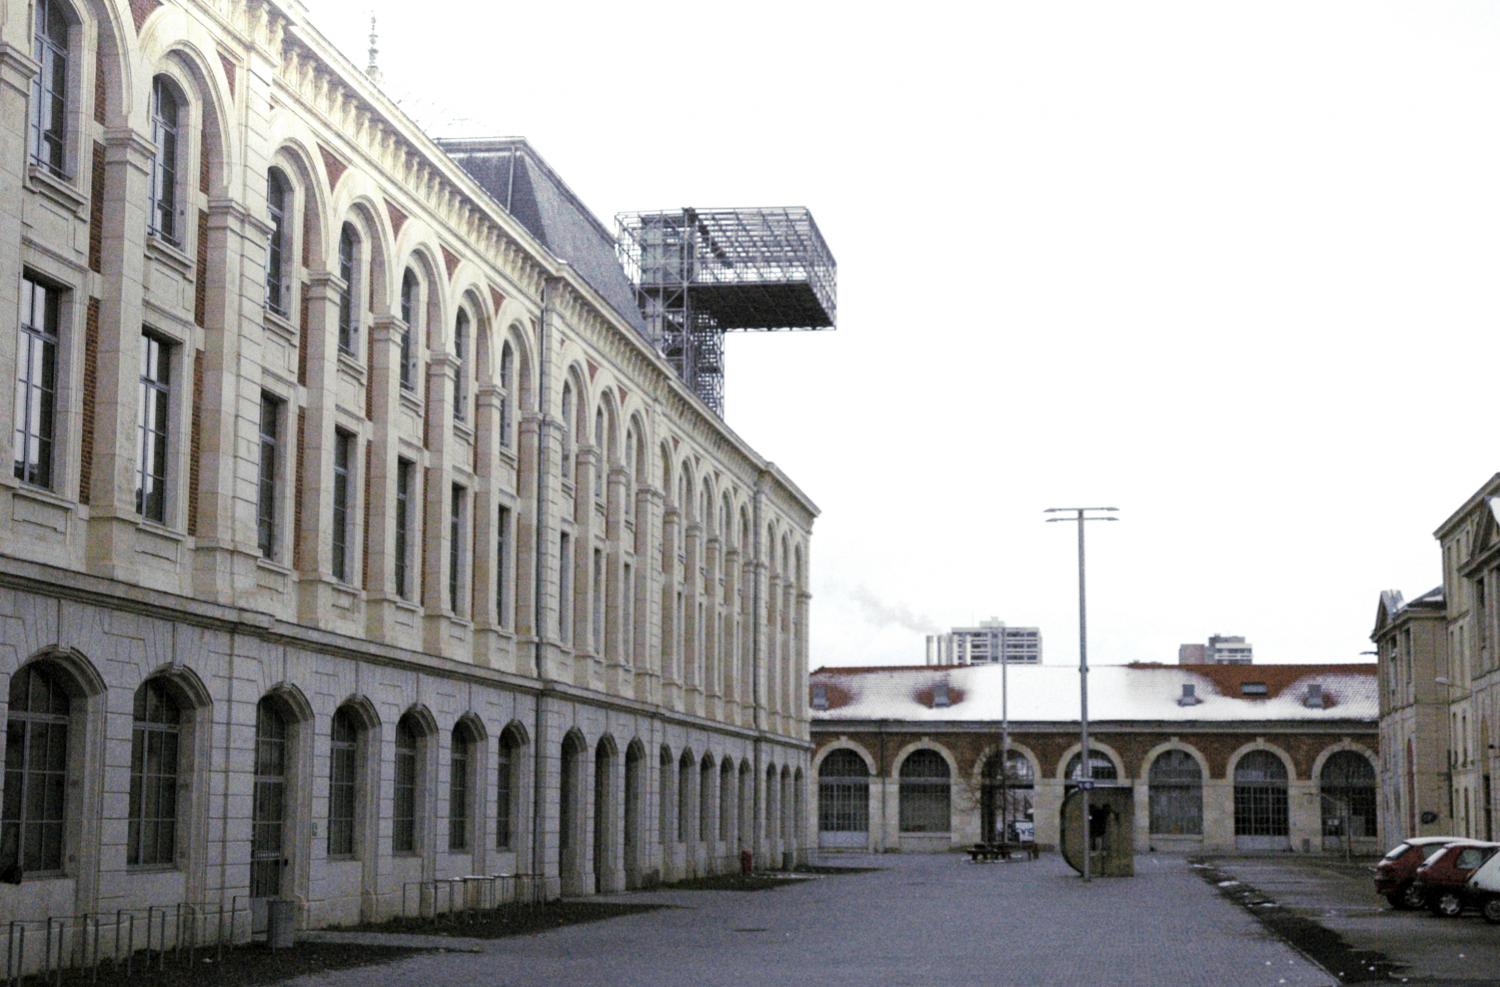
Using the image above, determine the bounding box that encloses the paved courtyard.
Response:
[290,853,1333,987]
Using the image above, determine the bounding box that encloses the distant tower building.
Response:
[1179,634,1254,665]
[927,618,1042,666]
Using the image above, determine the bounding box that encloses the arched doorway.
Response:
[1148,750,1203,838]
[898,750,951,835]
[559,731,587,892]
[1064,751,1118,792]
[250,694,296,931]
[979,750,1034,843]
[1234,750,1289,850]
[624,742,643,887]
[593,738,614,893]
[1320,751,1377,850]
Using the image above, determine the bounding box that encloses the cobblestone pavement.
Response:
[1206,855,1500,986]
[287,853,1333,987]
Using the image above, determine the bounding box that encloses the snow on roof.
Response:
[809,662,1378,724]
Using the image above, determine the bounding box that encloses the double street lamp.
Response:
[1045,506,1118,883]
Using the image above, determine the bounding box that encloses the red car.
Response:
[1413,840,1500,916]
[1374,836,1462,909]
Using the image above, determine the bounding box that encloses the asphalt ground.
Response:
[284,852,1330,987]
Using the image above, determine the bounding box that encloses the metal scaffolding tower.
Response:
[616,207,837,415]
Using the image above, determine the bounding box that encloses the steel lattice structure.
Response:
[616,207,836,415]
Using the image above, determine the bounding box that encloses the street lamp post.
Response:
[1045,506,1118,883]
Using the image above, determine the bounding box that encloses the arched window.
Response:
[392,714,420,853]
[128,678,181,866]
[560,382,574,476]
[559,733,584,853]
[2,664,71,875]
[658,746,672,845]
[496,727,522,850]
[449,721,475,851]
[250,696,289,898]
[453,311,469,423]
[980,750,1034,843]
[29,0,69,175]
[718,759,734,842]
[399,270,419,391]
[1320,751,1377,841]
[337,224,358,355]
[327,706,360,857]
[818,749,869,846]
[1148,750,1203,836]
[1064,751,1118,791]
[898,750,950,833]
[265,169,291,316]
[148,76,181,244]
[1234,750,1289,847]
[677,750,693,843]
[498,342,514,448]
[593,409,605,500]
[698,755,713,841]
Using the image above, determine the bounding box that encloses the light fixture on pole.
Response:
[1045,506,1119,883]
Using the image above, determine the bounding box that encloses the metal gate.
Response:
[250,698,288,931]
[818,749,869,848]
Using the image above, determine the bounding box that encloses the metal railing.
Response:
[397,873,543,923]
[4,900,244,985]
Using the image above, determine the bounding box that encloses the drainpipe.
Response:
[530,275,557,892]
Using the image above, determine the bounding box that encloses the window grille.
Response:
[15,275,60,488]
[256,393,279,557]
[449,723,471,851]
[249,698,287,897]
[128,679,181,866]
[327,707,358,856]
[1,665,70,875]
[818,749,869,835]
[136,332,172,523]
[1319,751,1377,838]
[148,78,179,244]
[337,225,358,354]
[392,716,418,852]
[496,729,518,850]
[29,0,68,175]
[980,751,1033,841]
[332,432,352,581]
[658,747,672,845]
[898,749,950,833]
[399,271,418,391]
[1148,750,1203,836]
[1064,751,1118,791]
[1233,750,1289,837]
[677,752,693,843]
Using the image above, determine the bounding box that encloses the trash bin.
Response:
[267,899,297,950]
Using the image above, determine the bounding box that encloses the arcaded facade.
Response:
[0,0,815,949]
[809,663,1379,856]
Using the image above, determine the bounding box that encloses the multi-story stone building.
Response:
[0,0,815,948]
[1371,587,1451,843]
[1178,634,1254,665]
[809,662,1379,855]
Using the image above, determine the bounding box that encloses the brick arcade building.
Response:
[809,662,1379,856]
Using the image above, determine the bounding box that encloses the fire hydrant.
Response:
[739,849,753,875]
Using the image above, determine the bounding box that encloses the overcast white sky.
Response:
[308,0,1500,669]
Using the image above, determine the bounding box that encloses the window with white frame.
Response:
[337,224,358,356]
[148,77,181,245]
[136,331,172,524]
[395,458,414,600]
[256,392,280,558]
[332,430,353,582]
[265,169,291,317]
[449,484,466,614]
[498,342,513,448]
[495,504,510,627]
[14,273,61,489]
[399,270,418,392]
[127,678,181,866]
[453,311,469,423]
[28,0,69,176]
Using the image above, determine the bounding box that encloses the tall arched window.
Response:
[560,382,574,477]
[623,426,637,521]
[1320,751,1377,841]
[1065,751,1118,791]
[496,727,522,850]
[128,679,181,865]
[148,76,181,244]
[658,746,672,845]
[265,169,290,316]
[677,750,693,843]
[698,754,713,841]
[498,342,514,448]
[718,759,734,842]
[449,721,475,851]
[2,664,71,875]
[593,409,605,501]
[1148,750,1203,836]
[327,706,360,857]
[250,696,289,898]
[1234,750,1290,848]
[337,224,358,355]
[29,0,69,175]
[898,750,950,833]
[453,311,469,423]
[980,750,1033,843]
[818,749,869,847]
[392,714,420,853]
[399,270,419,391]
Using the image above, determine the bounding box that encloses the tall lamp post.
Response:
[1045,506,1118,882]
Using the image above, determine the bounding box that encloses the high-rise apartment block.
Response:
[1179,634,1254,665]
[926,619,1042,665]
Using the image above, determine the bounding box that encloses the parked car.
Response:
[1464,847,1500,924]
[1413,841,1500,916]
[1374,836,1462,909]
